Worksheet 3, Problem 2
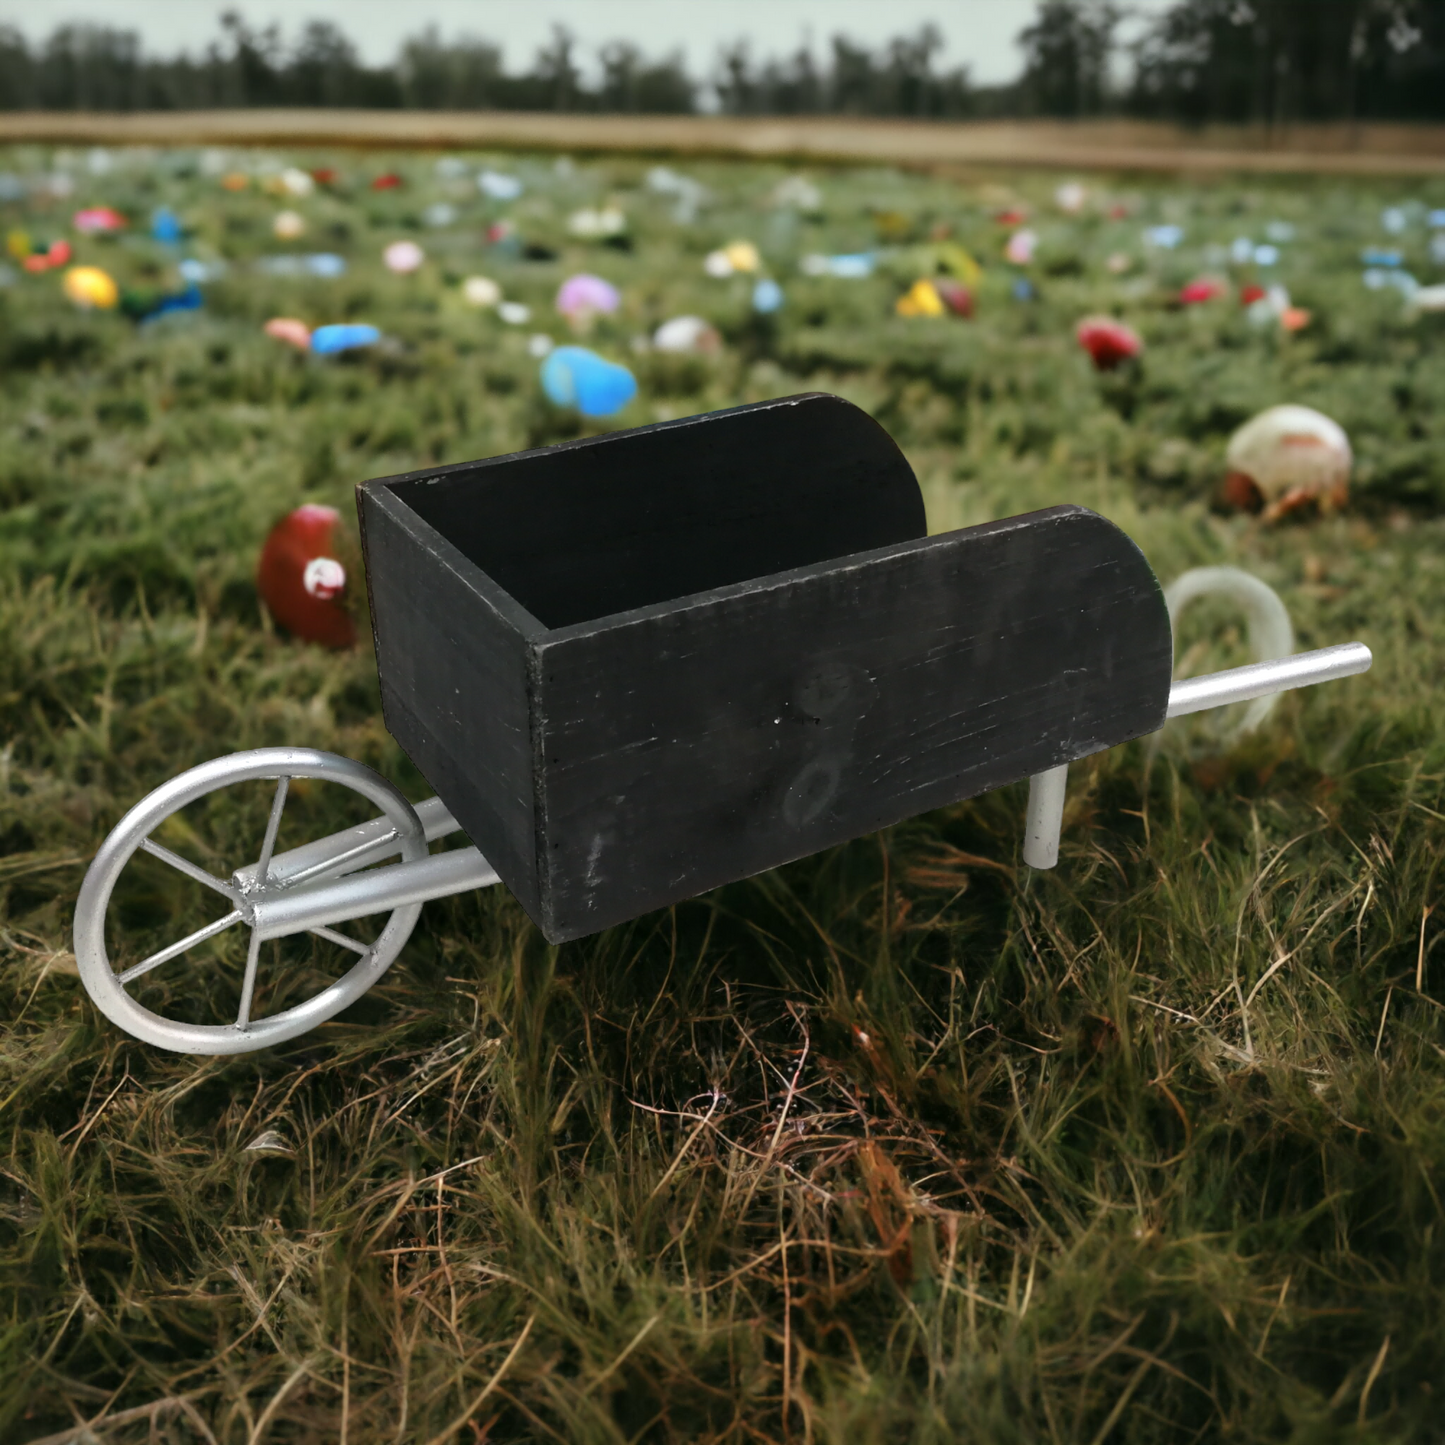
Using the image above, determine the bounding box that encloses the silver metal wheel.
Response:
[75,748,427,1055]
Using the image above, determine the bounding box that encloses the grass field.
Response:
[1,145,1444,1443]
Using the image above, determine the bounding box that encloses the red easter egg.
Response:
[1075,315,1143,370]
[371,172,402,191]
[1179,276,1228,305]
[1240,284,1267,305]
[256,504,355,648]
[933,279,974,318]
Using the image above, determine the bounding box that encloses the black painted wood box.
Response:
[358,394,1173,942]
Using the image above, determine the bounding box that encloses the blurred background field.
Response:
[1,142,1444,1441]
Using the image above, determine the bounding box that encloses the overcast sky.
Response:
[0,0,1175,85]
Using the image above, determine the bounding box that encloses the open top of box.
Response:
[381,392,927,630]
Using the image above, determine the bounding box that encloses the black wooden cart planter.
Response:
[74,394,1372,1053]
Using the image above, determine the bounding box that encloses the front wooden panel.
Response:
[532,506,1172,941]
[358,485,545,922]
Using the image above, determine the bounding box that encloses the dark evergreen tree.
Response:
[1017,0,1121,116]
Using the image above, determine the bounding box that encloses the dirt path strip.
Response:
[1,110,1443,175]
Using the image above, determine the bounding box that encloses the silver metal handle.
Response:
[1164,641,1372,718]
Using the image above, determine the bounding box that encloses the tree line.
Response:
[1,2,1442,123]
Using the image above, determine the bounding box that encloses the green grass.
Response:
[1,145,1444,1442]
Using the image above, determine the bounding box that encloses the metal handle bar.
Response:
[239,642,1372,941]
[1164,641,1370,719]
[1023,640,1372,868]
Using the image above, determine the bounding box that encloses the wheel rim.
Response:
[75,748,427,1055]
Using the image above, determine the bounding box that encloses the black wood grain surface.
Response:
[359,395,1172,943]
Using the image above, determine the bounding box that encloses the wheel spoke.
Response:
[140,838,237,902]
[119,909,244,985]
[236,930,263,1029]
[255,775,290,885]
[309,925,370,955]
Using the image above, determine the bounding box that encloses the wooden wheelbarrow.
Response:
[74,395,1371,1053]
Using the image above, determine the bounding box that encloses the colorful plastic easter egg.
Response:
[462,276,501,307]
[478,170,523,200]
[752,278,784,313]
[1076,316,1142,370]
[273,210,306,240]
[7,228,30,261]
[279,167,314,197]
[122,283,202,322]
[1004,229,1037,265]
[799,253,874,279]
[556,273,620,322]
[264,317,313,350]
[540,346,637,417]
[652,315,720,354]
[221,172,249,192]
[1179,276,1228,304]
[63,265,119,309]
[1055,181,1087,214]
[151,208,183,242]
[933,279,973,317]
[309,323,381,355]
[704,241,760,277]
[257,504,355,648]
[383,240,424,273]
[371,173,402,191]
[1224,405,1351,520]
[73,206,126,234]
[896,279,946,318]
[723,240,760,273]
[568,206,627,238]
[497,301,531,325]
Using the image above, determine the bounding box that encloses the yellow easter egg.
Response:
[722,240,761,274]
[63,265,119,310]
[896,279,944,318]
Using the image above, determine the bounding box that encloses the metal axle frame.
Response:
[75,642,1372,1055]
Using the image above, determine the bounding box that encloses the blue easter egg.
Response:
[148,284,202,319]
[152,208,183,243]
[1011,277,1036,301]
[753,278,784,313]
[310,323,381,355]
[541,346,637,418]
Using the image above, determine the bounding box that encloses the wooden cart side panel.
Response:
[382,393,927,631]
[531,506,1171,941]
[357,484,544,921]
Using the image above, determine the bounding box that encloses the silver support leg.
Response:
[1018,642,1373,871]
[1023,764,1069,870]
